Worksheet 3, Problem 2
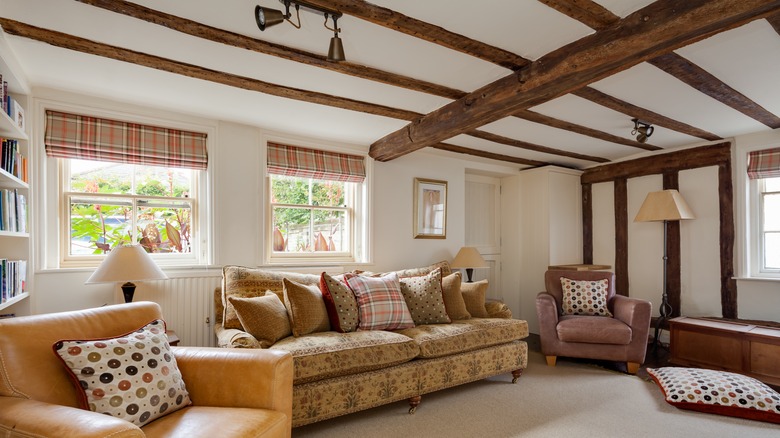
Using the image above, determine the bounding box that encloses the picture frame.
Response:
[413,178,447,239]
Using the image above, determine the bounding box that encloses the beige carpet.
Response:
[293,351,780,437]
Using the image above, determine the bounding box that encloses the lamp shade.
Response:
[634,190,695,222]
[451,247,488,269]
[85,245,168,284]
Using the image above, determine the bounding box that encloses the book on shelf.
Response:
[1,138,27,182]
[0,259,28,304]
[0,189,26,232]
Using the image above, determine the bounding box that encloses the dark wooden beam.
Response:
[301,0,530,71]
[75,0,466,100]
[767,12,780,34]
[515,109,661,151]
[581,142,732,184]
[662,172,682,318]
[719,161,738,318]
[369,0,776,161]
[582,183,593,264]
[467,129,609,163]
[573,87,722,141]
[536,0,619,30]
[614,178,629,296]
[648,52,780,129]
[432,143,546,167]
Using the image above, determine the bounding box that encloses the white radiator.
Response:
[127,271,222,347]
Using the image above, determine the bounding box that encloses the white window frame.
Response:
[36,99,214,270]
[262,138,371,266]
[750,176,780,278]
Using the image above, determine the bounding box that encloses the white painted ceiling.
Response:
[1,0,778,169]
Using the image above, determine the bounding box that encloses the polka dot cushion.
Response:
[647,367,780,424]
[53,319,191,427]
[560,277,612,317]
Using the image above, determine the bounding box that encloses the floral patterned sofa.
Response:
[214,262,528,427]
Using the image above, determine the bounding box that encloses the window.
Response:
[747,147,780,277]
[44,110,209,266]
[266,142,367,263]
[758,177,780,271]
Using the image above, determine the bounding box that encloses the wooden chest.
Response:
[669,317,780,386]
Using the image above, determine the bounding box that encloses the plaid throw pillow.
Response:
[345,272,415,331]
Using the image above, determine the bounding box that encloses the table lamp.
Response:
[451,246,488,282]
[85,244,169,303]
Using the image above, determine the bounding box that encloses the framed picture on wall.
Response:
[413,178,447,239]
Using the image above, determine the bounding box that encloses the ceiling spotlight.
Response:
[255,1,346,62]
[632,118,654,143]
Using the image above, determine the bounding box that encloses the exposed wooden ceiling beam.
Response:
[368,0,778,162]
[74,0,465,100]
[433,143,547,167]
[78,0,656,154]
[765,12,780,35]
[514,109,661,151]
[536,0,619,30]
[572,87,722,141]
[466,129,609,163]
[300,0,530,70]
[649,53,780,129]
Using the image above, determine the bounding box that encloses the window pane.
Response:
[764,232,780,269]
[765,177,780,192]
[763,193,780,231]
[313,209,346,251]
[70,160,132,194]
[69,198,132,255]
[137,200,193,253]
[271,175,310,205]
[136,166,193,198]
[273,207,311,252]
[311,180,345,207]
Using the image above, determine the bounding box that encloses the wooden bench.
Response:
[669,316,780,386]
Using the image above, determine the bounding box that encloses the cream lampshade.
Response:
[85,245,169,303]
[451,246,488,283]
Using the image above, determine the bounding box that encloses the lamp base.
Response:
[464,268,474,283]
[121,282,137,303]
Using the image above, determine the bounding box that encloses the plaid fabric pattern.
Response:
[345,272,415,331]
[748,147,780,179]
[267,142,365,183]
[44,110,208,170]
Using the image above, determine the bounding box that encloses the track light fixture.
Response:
[255,1,346,62]
[631,118,654,143]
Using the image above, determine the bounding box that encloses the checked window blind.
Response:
[747,147,780,180]
[267,142,365,183]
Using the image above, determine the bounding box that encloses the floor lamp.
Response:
[634,190,695,350]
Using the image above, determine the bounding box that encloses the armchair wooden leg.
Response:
[545,356,557,367]
[627,362,640,374]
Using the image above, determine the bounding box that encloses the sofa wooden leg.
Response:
[545,356,557,367]
[627,362,640,374]
[511,369,523,383]
[408,396,422,414]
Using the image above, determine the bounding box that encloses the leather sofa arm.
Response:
[485,301,512,319]
[0,397,143,438]
[536,292,560,347]
[612,295,652,333]
[173,347,292,416]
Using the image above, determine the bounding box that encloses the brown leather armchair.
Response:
[0,302,293,437]
[536,270,652,374]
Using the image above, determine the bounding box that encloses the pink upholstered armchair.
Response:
[536,270,652,374]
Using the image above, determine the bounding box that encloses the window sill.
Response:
[733,276,780,283]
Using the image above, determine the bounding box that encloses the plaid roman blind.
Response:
[44,110,208,170]
[747,147,780,179]
[267,142,365,183]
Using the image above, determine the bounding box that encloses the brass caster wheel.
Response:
[409,406,417,415]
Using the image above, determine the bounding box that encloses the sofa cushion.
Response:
[397,318,529,359]
[228,293,291,348]
[560,277,613,317]
[320,272,359,333]
[399,268,451,325]
[271,331,420,384]
[283,278,331,337]
[441,272,471,320]
[556,315,632,344]
[222,266,319,330]
[345,272,415,331]
[53,319,191,427]
[461,280,490,318]
[395,260,453,278]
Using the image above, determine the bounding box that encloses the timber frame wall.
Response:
[580,142,737,318]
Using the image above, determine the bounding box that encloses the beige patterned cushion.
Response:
[395,260,452,278]
[397,318,529,359]
[320,273,359,333]
[221,266,319,330]
[461,280,490,318]
[272,330,420,384]
[228,293,291,348]
[441,272,470,320]
[399,268,451,325]
[560,277,613,317]
[284,278,331,337]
